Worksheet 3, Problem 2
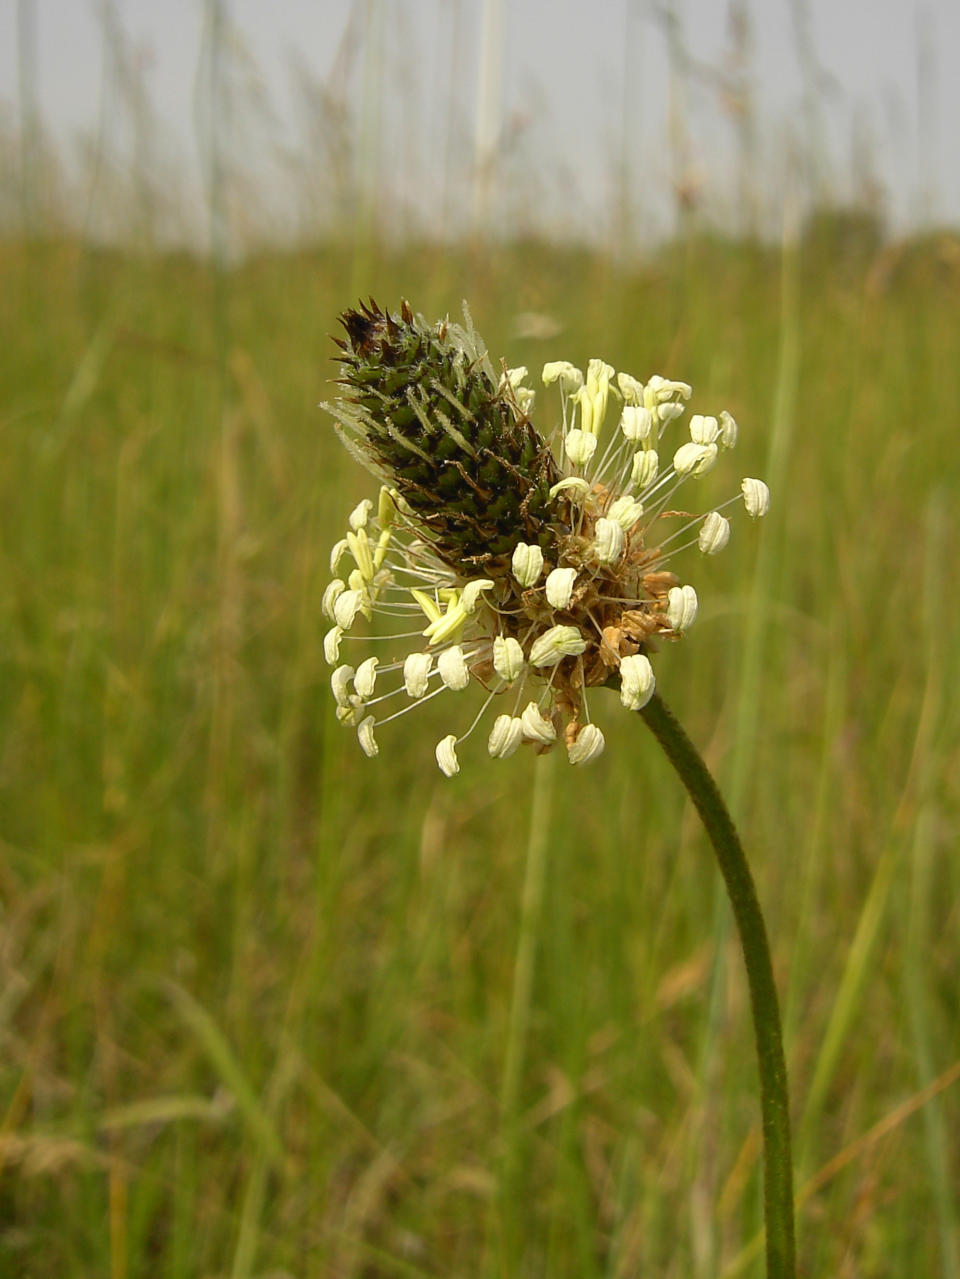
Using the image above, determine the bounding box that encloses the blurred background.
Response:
[1,2,959,1276]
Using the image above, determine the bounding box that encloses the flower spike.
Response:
[321,300,770,774]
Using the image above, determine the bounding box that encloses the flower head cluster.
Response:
[322,300,769,776]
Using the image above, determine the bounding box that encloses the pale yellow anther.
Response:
[377,485,397,528]
[461,579,495,613]
[617,372,644,404]
[334,588,364,630]
[322,579,346,620]
[549,476,590,500]
[501,367,534,414]
[620,405,654,443]
[349,499,373,531]
[607,495,644,529]
[373,527,392,571]
[329,539,349,573]
[631,449,659,488]
[673,441,718,478]
[423,602,469,646]
[542,361,583,391]
[564,428,597,467]
[410,588,442,624]
[575,358,616,436]
[646,375,692,403]
[529,624,587,667]
[347,528,374,581]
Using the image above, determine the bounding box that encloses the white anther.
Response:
[353,656,379,700]
[656,401,685,425]
[501,365,529,389]
[568,723,605,765]
[437,645,470,690]
[593,517,625,564]
[689,414,719,445]
[741,477,770,518]
[333,588,364,630]
[521,701,557,743]
[512,541,544,587]
[699,511,731,555]
[667,584,698,632]
[718,410,738,448]
[403,651,433,698]
[436,734,460,777]
[515,387,536,415]
[545,566,577,610]
[357,716,378,757]
[619,653,655,711]
[330,665,355,707]
[323,626,344,665]
[487,714,524,759]
[493,636,525,683]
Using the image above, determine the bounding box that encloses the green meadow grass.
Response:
[1,228,959,1277]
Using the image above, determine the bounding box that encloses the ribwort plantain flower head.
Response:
[322,300,769,774]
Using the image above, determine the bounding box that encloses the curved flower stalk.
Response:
[321,299,769,776]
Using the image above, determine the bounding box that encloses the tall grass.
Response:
[2,220,959,1274]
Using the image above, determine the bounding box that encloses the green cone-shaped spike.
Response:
[332,300,562,572]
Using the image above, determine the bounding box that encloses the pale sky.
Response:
[1,0,956,247]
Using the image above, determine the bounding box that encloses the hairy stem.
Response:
[640,692,796,1279]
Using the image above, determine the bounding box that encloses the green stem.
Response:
[639,692,796,1279]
